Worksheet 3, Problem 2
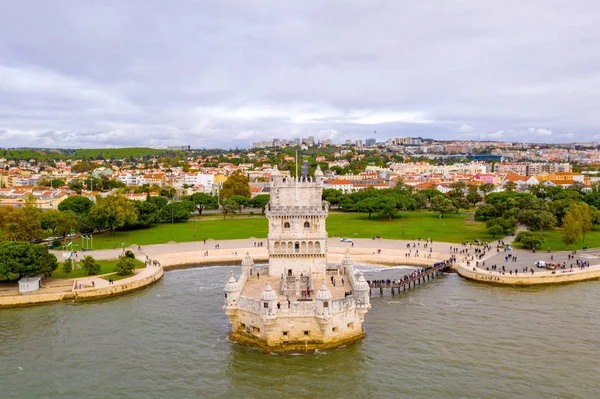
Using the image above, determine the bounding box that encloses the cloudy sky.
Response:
[1,1,599,148]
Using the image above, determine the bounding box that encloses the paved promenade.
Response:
[456,239,600,285]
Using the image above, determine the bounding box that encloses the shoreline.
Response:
[2,236,599,308]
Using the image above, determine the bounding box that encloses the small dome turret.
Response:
[271,165,281,176]
[314,164,323,176]
[316,283,332,301]
[353,272,369,291]
[342,249,354,267]
[260,281,278,301]
[225,272,238,293]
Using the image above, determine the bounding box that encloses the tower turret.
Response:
[341,249,354,276]
[270,165,282,184]
[315,283,332,318]
[353,272,371,321]
[260,281,278,317]
[241,252,254,277]
[314,164,324,184]
[224,272,241,309]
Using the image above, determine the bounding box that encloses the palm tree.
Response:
[2,222,22,241]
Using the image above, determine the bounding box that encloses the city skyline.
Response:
[1,1,599,148]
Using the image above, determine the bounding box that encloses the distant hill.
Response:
[0,147,184,161]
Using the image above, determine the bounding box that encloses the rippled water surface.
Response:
[2,266,600,398]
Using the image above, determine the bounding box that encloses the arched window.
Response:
[284,222,290,229]
[304,221,310,228]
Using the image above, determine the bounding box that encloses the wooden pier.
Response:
[367,263,452,295]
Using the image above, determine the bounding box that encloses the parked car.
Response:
[340,238,353,242]
[535,260,546,268]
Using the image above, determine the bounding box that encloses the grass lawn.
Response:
[88,211,496,249]
[51,259,144,279]
[327,211,492,243]
[511,227,600,251]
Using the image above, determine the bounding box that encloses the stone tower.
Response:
[266,165,327,278]
[223,164,371,353]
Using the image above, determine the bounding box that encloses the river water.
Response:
[2,265,600,399]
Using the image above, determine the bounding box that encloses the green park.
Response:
[83,211,600,251]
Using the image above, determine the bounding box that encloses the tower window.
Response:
[304,221,310,228]
[284,222,290,229]
[304,331,310,336]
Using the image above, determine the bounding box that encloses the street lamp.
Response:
[402,200,405,239]
[539,188,544,237]
[420,173,423,219]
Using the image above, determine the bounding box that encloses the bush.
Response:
[52,239,62,248]
[515,231,544,249]
[0,242,57,281]
[124,250,136,259]
[82,255,101,275]
[62,258,73,277]
[115,257,135,276]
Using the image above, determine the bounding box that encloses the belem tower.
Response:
[223,165,371,352]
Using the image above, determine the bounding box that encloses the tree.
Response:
[229,195,249,214]
[146,196,169,210]
[68,179,85,194]
[0,242,54,281]
[479,183,495,203]
[220,171,251,200]
[40,209,78,237]
[517,209,557,231]
[475,203,498,220]
[62,258,73,278]
[322,189,342,209]
[17,195,43,241]
[38,251,58,277]
[561,202,593,246]
[1,222,24,242]
[39,177,66,187]
[251,194,270,215]
[377,195,397,220]
[115,256,135,275]
[503,181,518,192]
[487,225,505,238]
[160,202,191,222]
[430,196,457,218]
[189,193,219,216]
[336,196,352,210]
[127,200,161,228]
[58,196,94,215]
[82,255,101,275]
[447,182,467,199]
[452,197,470,212]
[466,186,482,206]
[486,217,517,236]
[221,198,239,219]
[514,231,544,249]
[70,161,93,173]
[87,195,139,235]
[355,197,379,219]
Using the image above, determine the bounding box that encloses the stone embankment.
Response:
[456,263,600,285]
[0,238,448,308]
[0,265,163,308]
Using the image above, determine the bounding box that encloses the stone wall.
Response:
[457,264,600,286]
[0,267,164,308]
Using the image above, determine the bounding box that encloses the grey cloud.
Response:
[1,0,599,148]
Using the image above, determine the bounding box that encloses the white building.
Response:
[223,165,371,352]
[19,277,41,293]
